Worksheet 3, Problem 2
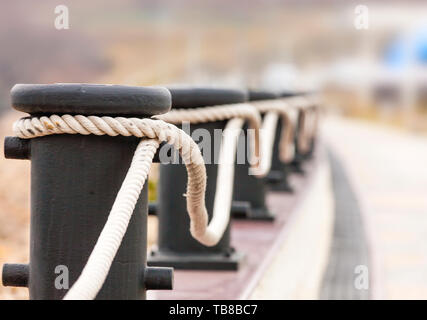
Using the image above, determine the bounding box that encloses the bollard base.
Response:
[231,201,275,221]
[268,180,294,193]
[148,248,246,271]
[148,202,157,215]
[266,170,294,193]
[289,160,305,175]
[303,151,314,160]
[266,170,284,184]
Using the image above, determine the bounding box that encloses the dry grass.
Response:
[323,90,427,135]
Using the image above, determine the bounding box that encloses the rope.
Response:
[65,139,158,299]
[155,103,263,175]
[251,100,297,165]
[200,117,244,245]
[280,96,317,155]
[13,115,211,300]
[12,98,319,299]
[258,112,279,174]
[154,103,263,246]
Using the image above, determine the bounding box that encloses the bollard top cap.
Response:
[167,86,248,108]
[248,89,280,101]
[11,83,171,116]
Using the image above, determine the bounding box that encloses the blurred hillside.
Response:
[2,1,427,128]
[0,0,386,109]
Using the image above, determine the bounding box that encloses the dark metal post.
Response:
[265,91,298,191]
[2,83,173,299]
[289,94,318,173]
[302,104,318,159]
[289,106,307,174]
[231,90,278,220]
[149,87,247,270]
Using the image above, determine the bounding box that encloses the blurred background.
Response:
[0,0,426,299]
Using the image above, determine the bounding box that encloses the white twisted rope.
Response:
[257,112,279,174]
[200,117,244,245]
[12,97,319,299]
[154,103,264,246]
[155,103,263,175]
[251,100,297,167]
[65,139,159,299]
[282,96,319,154]
[13,115,213,300]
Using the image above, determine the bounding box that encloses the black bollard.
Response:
[266,91,299,191]
[231,89,279,220]
[149,87,247,270]
[289,95,313,174]
[302,103,318,159]
[2,83,173,299]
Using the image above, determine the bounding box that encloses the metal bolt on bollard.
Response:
[231,89,279,220]
[149,87,248,270]
[2,83,174,299]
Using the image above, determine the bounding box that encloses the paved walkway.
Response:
[323,116,427,299]
[150,151,331,300]
[320,150,370,299]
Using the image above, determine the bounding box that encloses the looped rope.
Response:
[155,103,264,247]
[251,100,297,165]
[13,115,213,300]
[283,96,318,154]
[12,98,318,300]
[155,103,263,175]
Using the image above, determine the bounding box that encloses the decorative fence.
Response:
[2,83,319,300]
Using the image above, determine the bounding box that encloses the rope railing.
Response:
[11,101,263,298]
[155,102,263,246]
[250,99,297,166]
[3,83,321,300]
[155,103,263,174]
[13,116,211,299]
[282,95,319,155]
